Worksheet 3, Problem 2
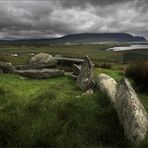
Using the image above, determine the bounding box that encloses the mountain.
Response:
[0,33,146,43]
[58,33,146,43]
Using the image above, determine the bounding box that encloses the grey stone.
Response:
[73,64,81,76]
[115,78,148,145]
[54,57,84,72]
[0,62,15,73]
[15,68,64,79]
[54,57,84,63]
[76,56,94,90]
[29,53,57,69]
[81,89,94,96]
[15,65,30,70]
[96,73,117,103]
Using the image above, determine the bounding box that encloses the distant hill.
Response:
[0,33,146,43]
[58,33,146,43]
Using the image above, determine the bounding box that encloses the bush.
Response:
[126,61,148,92]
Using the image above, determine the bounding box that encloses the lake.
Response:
[106,45,148,51]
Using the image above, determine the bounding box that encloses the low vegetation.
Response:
[126,61,148,92]
[0,74,129,147]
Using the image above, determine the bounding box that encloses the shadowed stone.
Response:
[28,53,57,69]
[73,64,81,76]
[115,78,148,145]
[76,56,94,90]
[54,57,84,72]
[0,62,15,73]
[15,69,64,79]
[96,73,117,103]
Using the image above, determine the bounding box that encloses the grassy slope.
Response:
[0,74,129,147]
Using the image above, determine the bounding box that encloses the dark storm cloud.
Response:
[60,0,132,8]
[0,0,147,39]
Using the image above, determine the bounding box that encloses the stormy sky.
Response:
[0,0,148,39]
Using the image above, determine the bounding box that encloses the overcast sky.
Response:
[0,0,148,39]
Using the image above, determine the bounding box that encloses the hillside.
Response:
[0,33,146,44]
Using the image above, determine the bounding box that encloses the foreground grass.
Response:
[0,74,129,147]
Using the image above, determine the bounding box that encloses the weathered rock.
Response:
[0,62,15,73]
[73,64,81,76]
[28,53,57,69]
[55,57,84,72]
[115,78,148,145]
[76,56,94,90]
[96,73,117,103]
[81,89,94,96]
[15,69,64,79]
[15,65,30,70]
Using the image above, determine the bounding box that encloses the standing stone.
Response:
[29,53,57,69]
[76,56,94,90]
[96,73,117,103]
[115,78,148,145]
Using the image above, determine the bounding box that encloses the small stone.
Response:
[81,89,94,96]
[76,96,81,99]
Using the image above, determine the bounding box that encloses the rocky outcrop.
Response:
[115,78,148,145]
[0,62,15,73]
[76,56,94,90]
[28,53,57,69]
[15,69,64,79]
[96,73,117,103]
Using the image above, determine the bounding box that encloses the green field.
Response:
[0,43,148,147]
[0,74,130,147]
[0,43,148,66]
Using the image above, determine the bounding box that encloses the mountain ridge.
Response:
[0,33,146,43]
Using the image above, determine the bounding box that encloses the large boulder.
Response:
[76,56,94,90]
[0,62,15,73]
[28,53,57,69]
[115,78,148,145]
[96,73,117,103]
[15,69,64,79]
